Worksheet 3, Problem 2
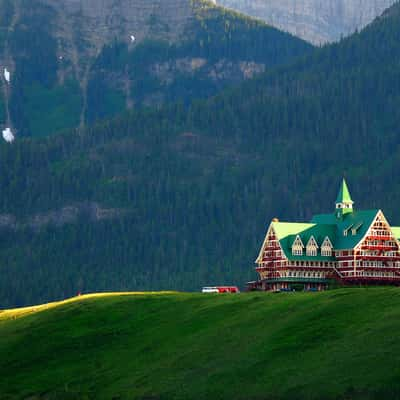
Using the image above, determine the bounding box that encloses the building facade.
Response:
[248,180,400,291]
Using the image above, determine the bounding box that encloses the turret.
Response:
[335,179,354,218]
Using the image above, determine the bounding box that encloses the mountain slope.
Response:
[0,0,312,138]
[1,289,400,399]
[2,2,400,307]
[216,0,396,44]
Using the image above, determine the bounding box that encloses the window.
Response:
[321,237,333,257]
[343,224,354,237]
[292,235,304,256]
[307,248,317,256]
[352,222,363,235]
[306,236,318,257]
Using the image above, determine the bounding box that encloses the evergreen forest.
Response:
[1,2,400,306]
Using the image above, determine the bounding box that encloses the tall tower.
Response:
[335,179,354,218]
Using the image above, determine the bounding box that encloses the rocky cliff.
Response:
[216,0,396,44]
[0,0,311,138]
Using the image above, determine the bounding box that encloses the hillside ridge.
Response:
[1,289,400,399]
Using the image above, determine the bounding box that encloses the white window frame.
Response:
[321,236,333,257]
[292,235,304,256]
[306,236,319,257]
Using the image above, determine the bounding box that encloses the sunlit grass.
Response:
[0,291,179,321]
[1,288,400,399]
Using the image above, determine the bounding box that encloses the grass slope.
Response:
[1,289,400,399]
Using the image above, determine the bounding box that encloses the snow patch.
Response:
[2,128,15,143]
[3,68,10,84]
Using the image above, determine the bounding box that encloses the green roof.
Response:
[312,209,379,250]
[391,226,400,240]
[336,178,354,204]
[263,209,380,263]
[257,180,399,263]
[271,221,336,261]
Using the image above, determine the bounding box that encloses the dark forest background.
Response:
[1,2,400,307]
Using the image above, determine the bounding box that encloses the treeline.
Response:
[2,2,400,306]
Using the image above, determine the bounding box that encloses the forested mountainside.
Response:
[216,0,396,44]
[0,0,311,138]
[2,2,400,307]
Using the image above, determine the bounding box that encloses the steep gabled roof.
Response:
[271,221,336,261]
[312,209,379,250]
[258,209,384,264]
[306,235,319,248]
[321,236,333,248]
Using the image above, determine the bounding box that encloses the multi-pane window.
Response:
[306,236,318,256]
[321,237,333,257]
[292,236,304,256]
[321,248,332,256]
[307,247,317,256]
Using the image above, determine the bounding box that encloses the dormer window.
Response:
[292,235,304,256]
[352,222,363,235]
[343,224,354,237]
[306,236,318,256]
[321,237,333,257]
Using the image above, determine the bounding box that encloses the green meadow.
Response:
[1,289,400,399]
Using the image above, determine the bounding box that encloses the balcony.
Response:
[262,277,330,284]
[341,275,400,282]
[361,245,397,251]
[358,255,400,261]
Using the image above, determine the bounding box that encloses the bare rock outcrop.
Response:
[0,203,128,232]
[216,0,396,44]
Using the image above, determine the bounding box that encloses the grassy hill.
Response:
[1,288,400,399]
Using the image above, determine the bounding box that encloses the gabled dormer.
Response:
[292,235,304,256]
[321,236,333,256]
[336,179,354,219]
[306,236,319,256]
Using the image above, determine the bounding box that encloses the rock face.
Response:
[0,202,127,232]
[43,0,196,58]
[216,0,396,44]
[0,0,311,137]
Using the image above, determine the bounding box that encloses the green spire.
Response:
[336,179,353,204]
[335,179,354,218]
